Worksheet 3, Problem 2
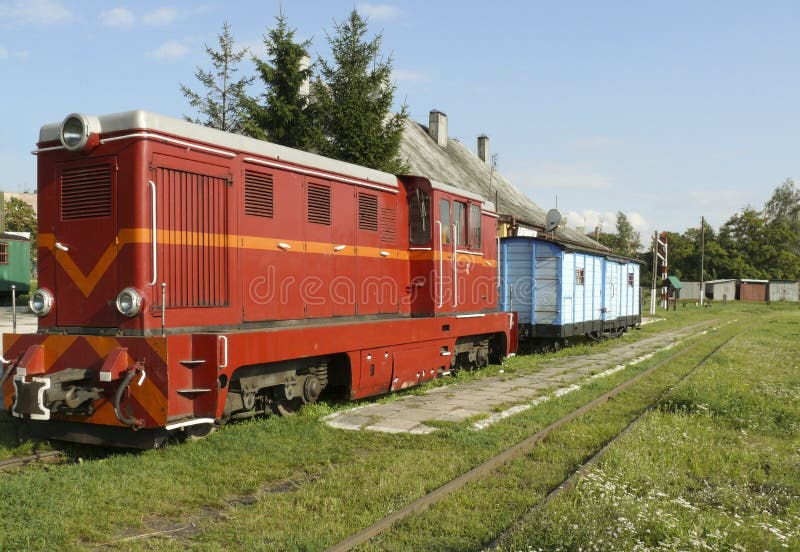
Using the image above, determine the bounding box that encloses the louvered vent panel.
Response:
[358,193,379,231]
[307,184,331,225]
[380,207,397,244]
[61,164,112,220]
[157,167,229,308]
[244,170,274,218]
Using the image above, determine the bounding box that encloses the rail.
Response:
[325,327,737,552]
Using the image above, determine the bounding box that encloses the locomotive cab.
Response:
[400,176,498,318]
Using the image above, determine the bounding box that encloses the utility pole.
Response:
[650,231,657,315]
[654,232,668,309]
[700,216,705,306]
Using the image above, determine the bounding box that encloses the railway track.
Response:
[326,326,738,552]
[0,450,63,472]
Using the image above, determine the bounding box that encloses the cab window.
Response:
[454,201,467,247]
[469,204,482,249]
[409,189,431,245]
[439,199,451,245]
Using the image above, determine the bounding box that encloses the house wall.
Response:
[706,281,736,301]
[768,281,800,302]
[679,282,702,301]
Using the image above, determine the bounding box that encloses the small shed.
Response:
[768,280,799,302]
[0,232,31,295]
[705,279,737,302]
[738,279,768,302]
[678,281,703,301]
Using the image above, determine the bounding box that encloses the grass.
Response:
[0,302,796,550]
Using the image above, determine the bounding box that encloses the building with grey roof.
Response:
[400,110,608,253]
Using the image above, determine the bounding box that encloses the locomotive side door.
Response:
[304,179,333,318]
[54,157,119,327]
[435,196,456,314]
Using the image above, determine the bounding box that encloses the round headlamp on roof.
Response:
[59,113,102,152]
[59,113,91,151]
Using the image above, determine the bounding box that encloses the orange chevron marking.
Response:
[3,334,22,353]
[132,375,168,425]
[83,336,124,360]
[145,338,168,365]
[42,336,78,372]
[40,229,149,298]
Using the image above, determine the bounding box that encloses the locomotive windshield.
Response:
[409,188,431,245]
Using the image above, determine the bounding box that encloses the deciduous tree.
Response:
[4,197,37,267]
[597,211,640,257]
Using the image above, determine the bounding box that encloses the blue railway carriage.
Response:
[499,237,641,351]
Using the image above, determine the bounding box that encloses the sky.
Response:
[1,0,798,244]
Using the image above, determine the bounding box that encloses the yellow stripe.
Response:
[41,229,492,296]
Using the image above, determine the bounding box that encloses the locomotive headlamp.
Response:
[29,288,54,316]
[59,113,91,151]
[115,287,143,317]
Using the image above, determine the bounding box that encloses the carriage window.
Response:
[439,199,451,245]
[576,267,585,285]
[454,201,467,247]
[469,204,482,249]
[628,272,635,286]
[0,243,7,265]
[409,189,431,245]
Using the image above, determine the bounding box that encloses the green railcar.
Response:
[0,232,31,295]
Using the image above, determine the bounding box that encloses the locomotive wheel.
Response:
[184,423,216,440]
[274,398,304,416]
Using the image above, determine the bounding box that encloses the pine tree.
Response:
[241,14,316,148]
[180,22,253,133]
[311,9,408,173]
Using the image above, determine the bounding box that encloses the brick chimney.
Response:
[477,134,490,163]
[429,110,448,148]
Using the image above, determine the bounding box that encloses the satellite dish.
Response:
[545,208,566,232]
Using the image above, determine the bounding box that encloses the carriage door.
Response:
[603,262,621,322]
[55,158,118,327]
[534,244,560,325]
[435,198,456,314]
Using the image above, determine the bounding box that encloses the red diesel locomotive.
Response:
[1,111,516,447]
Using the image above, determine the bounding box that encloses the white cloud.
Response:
[0,45,29,60]
[566,209,649,240]
[357,3,401,21]
[0,0,73,26]
[393,69,429,83]
[149,40,189,60]
[143,7,179,26]
[511,162,613,192]
[100,7,134,27]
